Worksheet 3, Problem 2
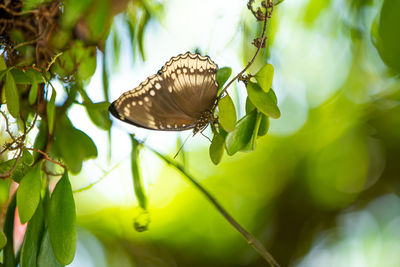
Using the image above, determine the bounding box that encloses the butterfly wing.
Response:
[160,52,218,118]
[109,52,218,131]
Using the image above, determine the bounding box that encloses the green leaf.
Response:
[23,0,51,11]
[258,114,269,137]
[28,82,38,105]
[62,0,92,28]
[78,52,97,80]
[218,95,237,132]
[17,165,41,224]
[85,102,112,130]
[245,97,256,114]
[102,53,109,102]
[216,67,232,95]
[225,110,257,156]
[375,0,400,73]
[3,195,16,267]
[0,52,6,71]
[247,82,280,119]
[241,112,263,152]
[0,159,15,177]
[22,148,34,166]
[209,132,226,165]
[5,72,20,118]
[269,88,278,104]
[255,64,274,93]
[9,69,42,84]
[0,155,32,182]
[20,201,44,267]
[12,163,32,183]
[137,10,150,61]
[86,0,110,41]
[53,119,97,174]
[37,230,63,267]
[47,89,56,135]
[0,69,8,81]
[0,229,6,249]
[48,172,77,265]
[130,136,148,211]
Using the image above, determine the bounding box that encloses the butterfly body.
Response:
[109,52,219,134]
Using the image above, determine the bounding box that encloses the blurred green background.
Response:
[6,0,398,266]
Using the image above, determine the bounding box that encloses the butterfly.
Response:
[109,52,219,134]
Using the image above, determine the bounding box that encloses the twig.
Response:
[25,148,66,170]
[0,148,23,179]
[214,0,273,108]
[10,36,42,52]
[0,4,38,16]
[26,112,39,135]
[46,52,63,72]
[0,110,17,142]
[143,144,280,267]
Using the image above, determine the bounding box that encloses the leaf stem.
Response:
[143,144,280,267]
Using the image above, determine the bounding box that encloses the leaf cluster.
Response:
[210,64,279,164]
[0,0,159,265]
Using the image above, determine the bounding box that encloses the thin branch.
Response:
[0,148,23,179]
[143,144,280,267]
[0,4,38,16]
[26,112,39,135]
[10,36,42,52]
[0,110,17,142]
[215,0,273,107]
[25,148,67,170]
[46,52,63,72]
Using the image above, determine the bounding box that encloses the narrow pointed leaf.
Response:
[255,64,274,92]
[47,89,57,135]
[20,201,44,267]
[0,53,6,71]
[37,230,63,267]
[247,82,280,118]
[5,72,20,118]
[225,110,257,155]
[130,136,148,211]
[218,95,237,132]
[48,172,77,265]
[3,195,16,267]
[17,165,42,224]
[28,82,39,105]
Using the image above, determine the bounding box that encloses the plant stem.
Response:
[144,144,280,267]
[215,0,272,107]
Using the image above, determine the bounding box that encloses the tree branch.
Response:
[143,144,280,267]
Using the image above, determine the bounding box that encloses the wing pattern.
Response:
[109,52,218,131]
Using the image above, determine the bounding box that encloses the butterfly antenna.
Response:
[174,134,191,159]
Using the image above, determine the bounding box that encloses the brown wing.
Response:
[109,52,218,131]
[160,52,218,118]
